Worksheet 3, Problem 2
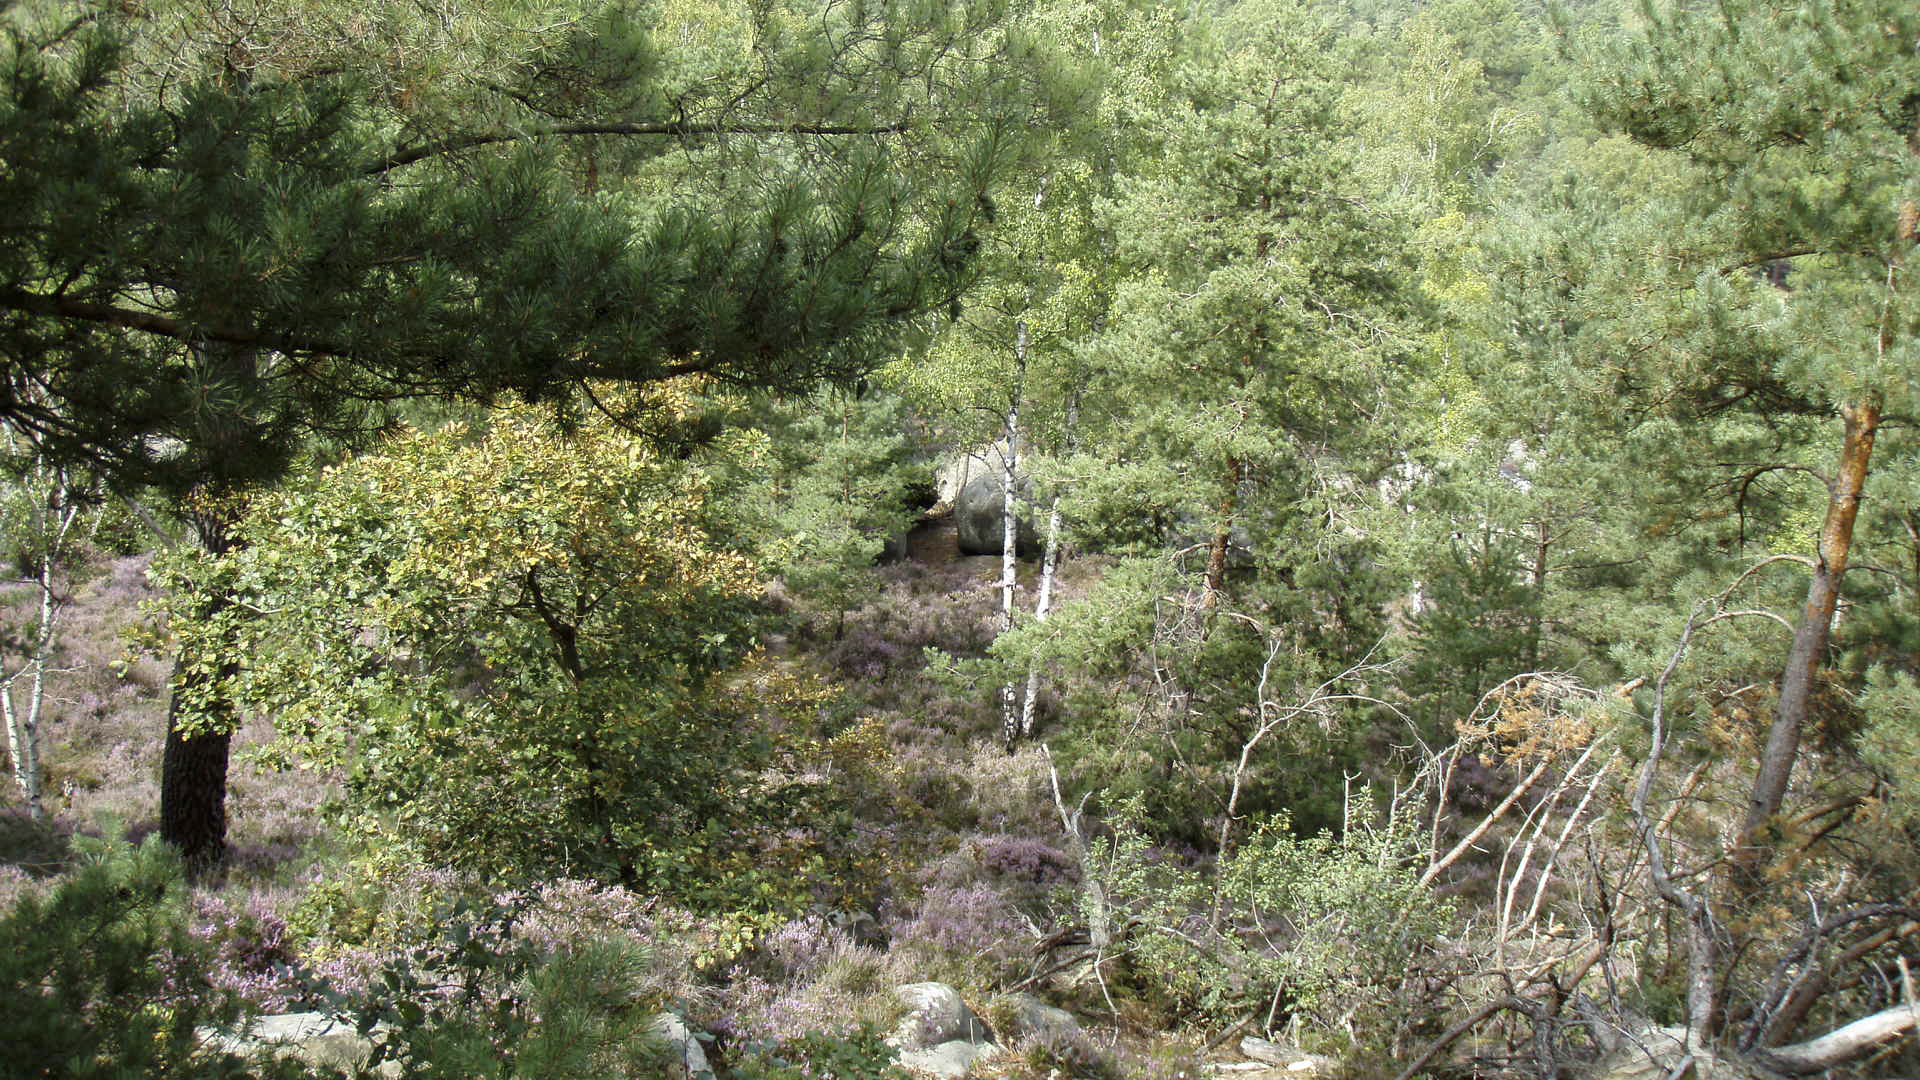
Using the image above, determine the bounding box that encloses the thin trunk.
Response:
[1528,517,1551,670]
[4,460,81,823]
[998,328,1025,749]
[1202,458,1243,612]
[1903,509,1920,620]
[1635,602,1731,1040]
[1736,398,1880,883]
[1,683,38,820]
[1018,392,1079,742]
[836,397,853,640]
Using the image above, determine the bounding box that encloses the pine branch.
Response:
[0,286,342,357]
[369,119,917,175]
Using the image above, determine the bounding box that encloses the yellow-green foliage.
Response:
[155,391,848,906]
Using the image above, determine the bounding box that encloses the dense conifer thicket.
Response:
[4,0,1920,1076]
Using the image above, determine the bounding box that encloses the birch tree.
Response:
[0,427,91,823]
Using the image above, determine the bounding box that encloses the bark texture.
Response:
[1737,398,1879,881]
[160,682,234,879]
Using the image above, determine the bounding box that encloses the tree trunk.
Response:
[1528,516,1551,671]
[4,542,57,822]
[159,492,245,880]
[998,352,1023,749]
[1018,392,1078,742]
[4,458,82,823]
[160,684,233,880]
[1736,398,1879,883]
[1764,1004,1920,1074]
[1202,458,1243,612]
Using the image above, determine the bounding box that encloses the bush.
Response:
[158,404,854,908]
[726,1025,909,1080]
[0,834,281,1079]
[1096,800,1450,1055]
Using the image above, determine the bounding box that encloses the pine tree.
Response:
[1580,0,1920,888]
[0,0,1053,872]
[1089,0,1414,618]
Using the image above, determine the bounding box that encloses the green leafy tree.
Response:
[155,397,834,900]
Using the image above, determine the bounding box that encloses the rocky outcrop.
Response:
[1000,992,1083,1042]
[210,1010,718,1079]
[1585,1025,1770,1080]
[1239,1036,1336,1074]
[201,1012,396,1078]
[934,444,1003,511]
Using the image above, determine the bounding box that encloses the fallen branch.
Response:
[1391,996,1529,1080]
[1762,1005,1920,1074]
[1422,756,1552,888]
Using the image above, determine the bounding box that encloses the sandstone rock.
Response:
[201,1012,396,1078]
[1001,992,1083,1042]
[650,1012,715,1079]
[1591,1026,1735,1080]
[892,982,993,1049]
[935,444,1003,511]
[898,1038,1001,1078]
[1240,1036,1337,1075]
[955,471,1038,557]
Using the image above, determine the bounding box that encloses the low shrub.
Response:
[0,834,292,1079]
[726,1025,910,1080]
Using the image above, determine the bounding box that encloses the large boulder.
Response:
[899,1039,999,1078]
[1592,1026,1733,1080]
[955,471,1039,557]
[892,982,992,1048]
[934,444,1002,510]
[1239,1036,1337,1075]
[999,992,1083,1042]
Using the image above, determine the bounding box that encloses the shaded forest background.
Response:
[3,0,1919,1075]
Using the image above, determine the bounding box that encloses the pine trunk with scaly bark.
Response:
[1201,459,1243,613]
[1735,397,1879,884]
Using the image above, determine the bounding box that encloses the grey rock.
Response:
[935,444,1003,511]
[1002,993,1082,1041]
[1240,1036,1335,1073]
[892,982,993,1050]
[650,1013,715,1079]
[237,1012,343,1043]
[1592,1026,1733,1080]
[201,1012,396,1077]
[955,471,1038,557]
[898,1039,1000,1078]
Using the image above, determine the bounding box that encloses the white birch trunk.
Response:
[997,322,1026,748]
[4,460,81,822]
[1018,391,1078,741]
